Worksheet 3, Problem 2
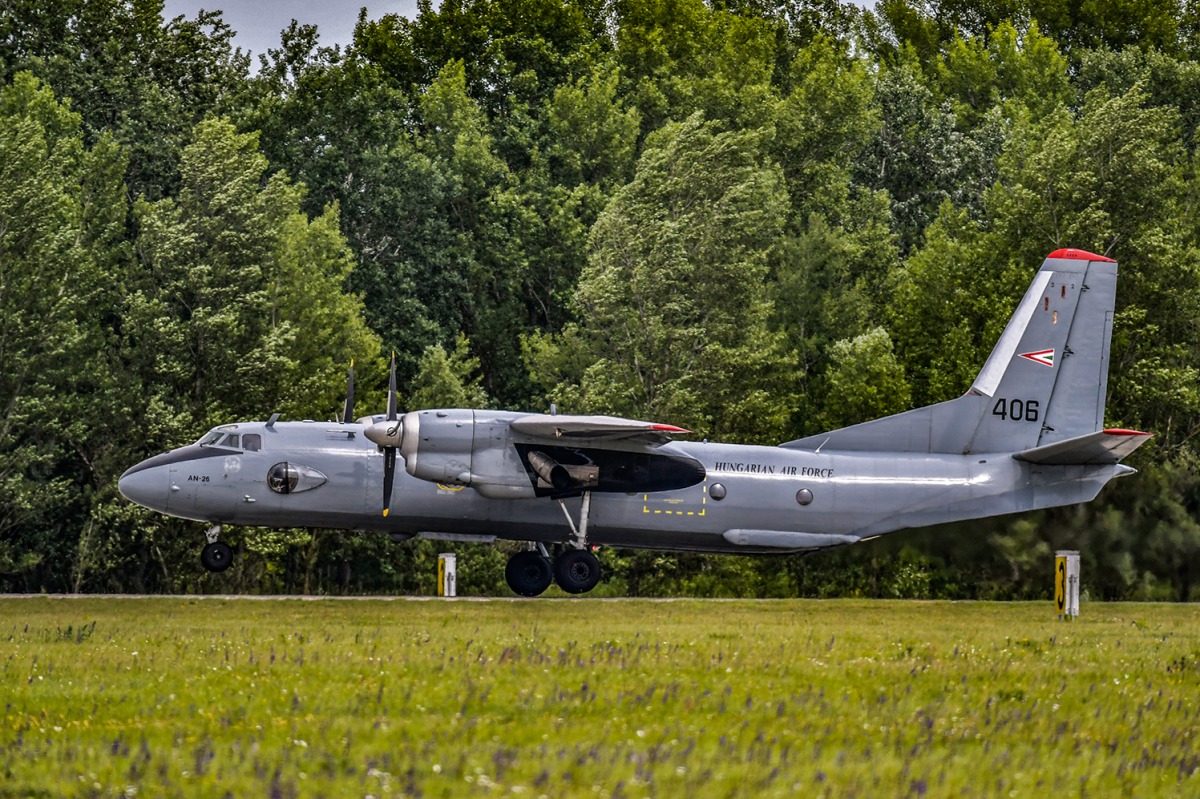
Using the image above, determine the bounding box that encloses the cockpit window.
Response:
[198,428,257,450]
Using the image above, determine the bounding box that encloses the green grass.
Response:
[2,598,1199,797]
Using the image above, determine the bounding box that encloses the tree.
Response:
[0,72,127,590]
[933,21,1071,128]
[408,335,491,409]
[248,32,462,385]
[818,327,912,430]
[545,60,641,189]
[528,114,794,442]
[855,59,999,255]
[0,0,251,199]
[84,117,382,592]
[772,35,878,224]
[866,0,1185,65]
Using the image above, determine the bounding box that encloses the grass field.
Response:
[2,598,1198,798]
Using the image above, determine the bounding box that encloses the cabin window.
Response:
[243,434,261,452]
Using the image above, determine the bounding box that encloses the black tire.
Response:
[553,548,601,594]
[200,541,234,573]
[505,550,553,597]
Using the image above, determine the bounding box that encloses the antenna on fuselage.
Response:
[266,413,281,428]
[342,360,356,423]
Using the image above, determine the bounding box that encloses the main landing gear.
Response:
[504,546,602,596]
[504,492,602,597]
[200,524,233,573]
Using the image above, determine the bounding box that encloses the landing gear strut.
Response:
[200,524,233,573]
[503,492,603,597]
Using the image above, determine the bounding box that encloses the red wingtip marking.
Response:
[648,424,690,433]
[1047,248,1116,263]
[1103,428,1150,436]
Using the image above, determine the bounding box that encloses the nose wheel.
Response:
[200,525,233,573]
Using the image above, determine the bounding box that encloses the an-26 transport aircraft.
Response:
[120,248,1150,596]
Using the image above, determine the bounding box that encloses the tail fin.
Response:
[783,248,1118,455]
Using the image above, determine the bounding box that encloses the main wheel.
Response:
[505,550,553,597]
[200,541,234,573]
[553,548,601,594]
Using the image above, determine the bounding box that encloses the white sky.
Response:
[161,0,423,60]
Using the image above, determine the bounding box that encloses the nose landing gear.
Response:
[200,524,233,573]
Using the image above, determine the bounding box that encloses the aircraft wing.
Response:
[1012,429,1152,465]
[509,414,690,446]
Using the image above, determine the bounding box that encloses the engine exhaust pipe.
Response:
[527,451,571,490]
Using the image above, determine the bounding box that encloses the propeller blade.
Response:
[383,446,395,517]
[386,352,398,422]
[342,360,355,423]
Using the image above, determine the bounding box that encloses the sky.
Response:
[161,0,423,60]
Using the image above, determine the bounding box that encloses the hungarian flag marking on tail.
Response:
[1018,348,1055,367]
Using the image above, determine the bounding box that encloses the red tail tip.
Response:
[1047,248,1116,263]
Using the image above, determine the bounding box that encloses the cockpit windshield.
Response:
[197,427,262,451]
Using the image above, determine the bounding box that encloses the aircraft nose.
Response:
[118,462,168,512]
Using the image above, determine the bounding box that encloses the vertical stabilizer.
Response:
[963,249,1116,452]
[781,249,1118,455]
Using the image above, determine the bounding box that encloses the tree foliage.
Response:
[6,0,1200,598]
[529,114,793,441]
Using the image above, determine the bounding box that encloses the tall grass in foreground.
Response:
[1,598,1198,797]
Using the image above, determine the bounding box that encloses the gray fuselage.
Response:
[119,416,1123,555]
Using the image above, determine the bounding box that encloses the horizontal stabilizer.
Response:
[1012,429,1151,465]
[510,414,690,445]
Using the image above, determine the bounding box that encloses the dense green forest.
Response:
[4,0,1200,598]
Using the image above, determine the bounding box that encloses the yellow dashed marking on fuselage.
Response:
[642,480,707,518]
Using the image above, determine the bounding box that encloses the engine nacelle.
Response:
[369,408,704,500]
[399,409,476,486]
